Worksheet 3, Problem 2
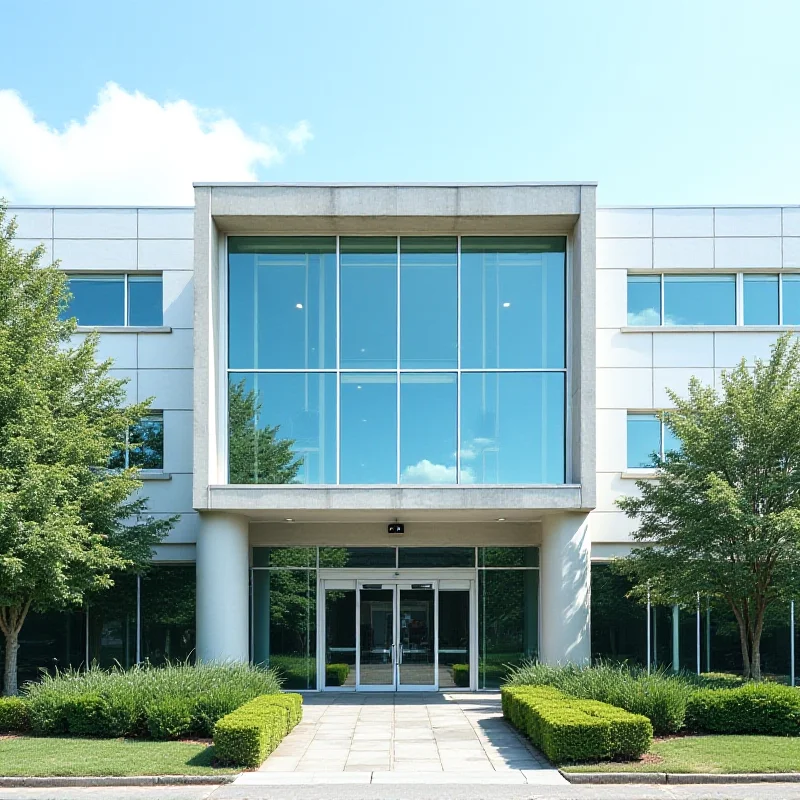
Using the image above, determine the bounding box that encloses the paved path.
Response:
[249,691,562,785]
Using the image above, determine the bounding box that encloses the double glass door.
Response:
[323,579,471,691]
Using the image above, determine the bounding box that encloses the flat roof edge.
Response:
[193,181,599,188]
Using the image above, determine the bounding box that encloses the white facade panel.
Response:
[652,332,714,368]
[783,237,800,268]
[54,208,137,239]
[138,239,194,271]
[589,510,638,543]
[714,236,782,268]
[71,332,138,370]
[597,368,653,410]
[783,208,800,237]
[714,207,782,237]
[653,367,714,406]
[595,409,627,473]
[596,330,652,368]
[137,208,194,239]
[9,207,53,239]
[153,512,200,544]
[596,208,652,238]
[596,472,643,513]
[595,269,628,328]
[137,368,193,410]
[163,270,194,329]
[54,238,138,271]
[137,329,193,369]
[138,472,193,514]
[713,331,786,368]
[16,239,53,263]
[109,368,138,404]
[652,207,713,238]
[653,237,714,269]
[596,237,652,270]
[163,410,194,474]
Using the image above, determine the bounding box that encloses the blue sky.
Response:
[1,0,798,205]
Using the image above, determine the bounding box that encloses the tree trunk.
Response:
[731,606,752,680]
[3,631,19,697]
[750,636,762,681]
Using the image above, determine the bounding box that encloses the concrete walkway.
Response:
[242,691,566,785]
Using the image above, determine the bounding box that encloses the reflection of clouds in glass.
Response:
[459,438,495,462]
[627,307,660,326]
[401,459,474,484]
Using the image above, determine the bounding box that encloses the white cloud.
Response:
[627,307,661,326]
[0,83,312,205]
[400,459,474,484]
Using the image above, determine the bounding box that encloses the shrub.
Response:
[146,697,195,740]
[502,686,652,763]
[698,672,745,688]
[325,664,350,687]
[0,697,30,732]
[452,664,470,687]
[214,694,303,767]
[686,683,800,735]
[23,661,282,738]
[505,661,695,735]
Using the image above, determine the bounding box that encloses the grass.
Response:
[562,735,800,774]
[0,736,239,777]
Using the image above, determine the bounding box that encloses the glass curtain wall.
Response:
[228,236,566,485]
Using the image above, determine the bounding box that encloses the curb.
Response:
[563,772,800,785]
[0,775,239,788]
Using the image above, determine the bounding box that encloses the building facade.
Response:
[5,186,799,688]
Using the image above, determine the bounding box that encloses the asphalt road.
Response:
[4,784,800,800]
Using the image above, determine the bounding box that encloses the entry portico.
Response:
[193,183,597,689]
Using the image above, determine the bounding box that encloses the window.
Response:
[664,275,735,326]
[627,275,661,326]
[626,413,679,468]
[61,274,163,327]
[109,412,164,470]
[783,275,800,325]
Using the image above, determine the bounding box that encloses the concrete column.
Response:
[196,512,250,662]
[539,512,591,665]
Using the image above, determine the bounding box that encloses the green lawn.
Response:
[563,736,800,774]
[0,737,239,777]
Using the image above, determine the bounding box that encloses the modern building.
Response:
[4,186,799,689]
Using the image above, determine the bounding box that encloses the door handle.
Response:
[398,644,403,665]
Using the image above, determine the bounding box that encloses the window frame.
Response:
[64,273,163,327]
[113,411,165,471]
[626,412,678,469]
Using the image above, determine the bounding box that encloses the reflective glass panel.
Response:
[400,373,457,484]
[782,275,800,325]
[627,414,661,468]
[398,548,475,568]
[325,589,356,687]
[591,564,647,665]
[12,609,85,684]
[252,568,317,689]
[87,573,137,668]
[228,237,336,369]
[141,566,196,665]
[460,372,565,484]
[228,372,336,484]
[340,373,397,483]
[479,547,539,567]
[461,237,565,369]
[253,547,316,568]
[663,424,681,456]
[400,237,457,368]
[359,588,395,686]
[743,274,779,325]
[62,276,124,326]
[319,548,396,568]
[128,275,163,326]
[340,237,397,368]
[664,275,736,326]
[479,569,539,688]
[398,588,435,686]
[129,413,164,469]
[438,590,470,689]
[627,275,661,326]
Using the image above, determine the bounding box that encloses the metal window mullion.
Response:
[396,236,401,484]
[336,236,341,484]
[660,274,665,326]
[123,274,129,326]
[780,273,785,325]
[457,236,462,484]
[736,272,744,325]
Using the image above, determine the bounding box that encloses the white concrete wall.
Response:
[594,205,800,551]
[9,206,196,561]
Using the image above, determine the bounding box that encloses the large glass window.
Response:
[783,275,800,325]
[461,237,565,369]
[128,275,164,327]
[627,413,680,468]
[109,412,164,470]
[61,274,163,327]
[460,372,564,483]
[228,237,336,370]
[340,373,397,483]
[340,237,397,368]
[400,237,457,368]
[400,373,457,484]
[664,275,736,326]
[228,373,336,484]
[627,275,661,326]
[744,275,779,325]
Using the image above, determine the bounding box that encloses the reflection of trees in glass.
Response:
[228,380,303,484]
[591,565,645,662]
[108,415,164,470]
[141,566,196,663]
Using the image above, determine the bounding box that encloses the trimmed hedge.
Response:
[0,698,30,733]
[325,664,350,687]
[452,664,470,687]
[502,686,652,763]
[214,693,303,768]
[686,683,800,736]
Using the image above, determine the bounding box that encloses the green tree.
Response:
[617,334,800,680]
[0,206,173,695]
[228,379,303,484]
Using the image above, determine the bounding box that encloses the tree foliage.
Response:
[0,205,172,695]
[616,334,800,680]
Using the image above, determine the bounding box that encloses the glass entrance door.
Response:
[358,588,395,690]
[397,586,436,690]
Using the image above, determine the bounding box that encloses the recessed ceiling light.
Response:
[496,517,506,522]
